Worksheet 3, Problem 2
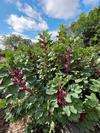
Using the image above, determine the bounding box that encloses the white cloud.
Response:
[32,35,39,43]
[17,2,42,20]
[7,14,48,33]
[7,0,40,19]
[19,3,38,18]
[83,0,100,5]
[6,1,48,33]
[11,32,28,38]
[40,0,81,19]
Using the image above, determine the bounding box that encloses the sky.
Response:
[0,0,100,47]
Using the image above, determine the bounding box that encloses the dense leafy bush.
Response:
[0,7,100,133]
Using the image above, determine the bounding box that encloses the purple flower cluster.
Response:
[57,85,67,107]
[95,70,100,75]
[9,68,32,94]
[41,36,47,49]
[64,49,71,73]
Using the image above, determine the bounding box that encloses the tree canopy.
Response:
[70,6,100,47]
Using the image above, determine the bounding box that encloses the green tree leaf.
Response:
[65,94,72,103]
[71,93,79,99]
[70,105,77,114]
[46,89,57,95]
[63,106,71,116]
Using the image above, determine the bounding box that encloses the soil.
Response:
[7,118,27,133]
[0,109,9,133]
[0,110,31,133]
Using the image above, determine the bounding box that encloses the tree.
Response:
[3,34,33,50]
[70,6,100,47]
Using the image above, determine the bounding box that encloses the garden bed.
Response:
[0,110,100,133]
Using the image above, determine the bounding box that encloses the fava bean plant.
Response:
[0,28,100,133]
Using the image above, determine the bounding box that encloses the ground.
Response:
[0,108,99,133]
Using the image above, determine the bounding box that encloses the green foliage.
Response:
[90,79,100,92]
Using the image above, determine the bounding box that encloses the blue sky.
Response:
[0,0,100,42]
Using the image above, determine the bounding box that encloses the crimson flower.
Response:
[9,68,32,94]
[57,85,67,107]
[64,49,71,73]
[95,70,100,75]
[41,36,47,49]
[64,64,70,73]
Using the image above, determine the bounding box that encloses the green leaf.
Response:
[65,94,72,103]
[0,69,8,78]
[70,105,77,114]
[96,106,100,112]
[0,86,5,92]
[63,106,71,116]
[74,88,82,94]
[49,100,58,113]
[2,77,12,87]
[8,85,18,95]
[51,100,58,108]
[71,93,79,98]
[0,99,6,109]
[69,113,80,122]
[75,79,83,83]
[87,93,98,101]
[46,89,57,95]
[85,93,98,108]
[90,79,100,92]
[35,111,43,121]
